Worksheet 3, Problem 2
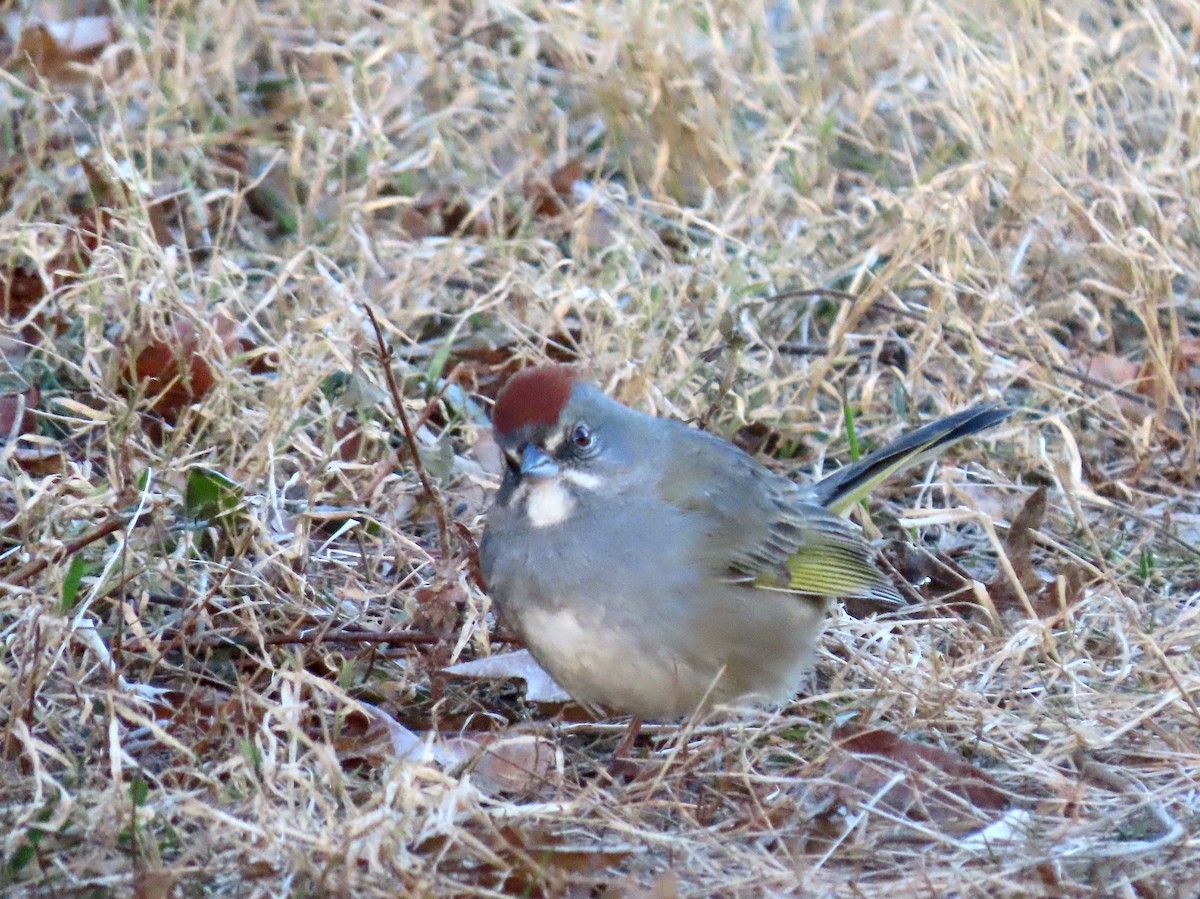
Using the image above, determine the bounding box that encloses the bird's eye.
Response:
[571,422,594,450]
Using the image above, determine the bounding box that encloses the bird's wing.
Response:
[654,429,900,603]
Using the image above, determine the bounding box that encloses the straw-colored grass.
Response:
[2,0,1198,895]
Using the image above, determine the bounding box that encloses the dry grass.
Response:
[2,0,1199,895]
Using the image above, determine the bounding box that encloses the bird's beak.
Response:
[519,443,559,479]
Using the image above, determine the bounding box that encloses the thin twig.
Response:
[3,515,128,587]
[698,314,746,430]
[266,628,517,647]
[363,303,452,560]
[262,629,444,646]
[173,628,521,650]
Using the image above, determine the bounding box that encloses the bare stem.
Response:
[363,303,452,561]
[3,516,127,587]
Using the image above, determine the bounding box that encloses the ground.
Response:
[1,1,1198,896]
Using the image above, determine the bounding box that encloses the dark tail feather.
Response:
[812,403,1014,514]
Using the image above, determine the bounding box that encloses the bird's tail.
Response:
[811,403,1014,516]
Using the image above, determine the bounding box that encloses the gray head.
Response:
[490,365,647,522]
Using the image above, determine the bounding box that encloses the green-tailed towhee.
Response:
[480,365,1011,720]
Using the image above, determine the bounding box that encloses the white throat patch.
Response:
[520,467,603,529]
[526,478,575,528]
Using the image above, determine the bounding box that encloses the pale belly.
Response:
[511,589,825,720]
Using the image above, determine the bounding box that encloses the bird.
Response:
[479,364,1012,722]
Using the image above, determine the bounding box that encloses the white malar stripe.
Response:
[527,479,575,528]
[560,468,603,491]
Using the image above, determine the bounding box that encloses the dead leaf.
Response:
[80,157,177,249]
[499,825,635,873]
[124,305,266,423]
[486,824,637,895]
[816,726,1010,836]
[0,385,37,438]
[7,439,66,476]
[133,868,177,899]
[208,143,295,234]
[731,420,782,456]
[467,734,560,795]
[2,208,111,330]
[0,266,46,320]
[445,649,572,704]
[400,186,490,239]
[987,485,1046,613]
[10,15,115,82]
[1173,336,1200,392]
[51,208,111,285]
[129,320,220,420]
[1077,342,1200,411]
[1078,352,1146,392]
[524,160,584,219]
[984,486,1085,618]
[362,703,424,761]
[884,541,976,610]
[599,872,680,899]
[412,580,463,642]
[549,160,584,197]
[351,704,559,794]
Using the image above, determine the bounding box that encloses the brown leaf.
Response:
[128,319,220,420]
[598,872,680,899]
[1077,351,1148,393]
[448,733,561,795]
[503,827,634,873]
[885,542,976,608]
[0,266,46,320]
[2,208,111,327]
[731,420,782,456]
[400,187,490,238]
[822,726,1010,835]
[12,15,115,82]
[123,685,250,764]
[337,704,422,768]
[984,485,1084,618]
[133,869,177,899]
[52,208,111,284]
[80,158,177,249]
[524,160,584,219]
[986,485,1046,611]
[1076,346,1200,407]
[1008,484,1046,568]
[348,704,559,795]
[411,578,467,648]
[1172,336,1200,392]
[548,160,584,196]
[7,440,67,476]
[210,144,297,234]
[0,386,37,437]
